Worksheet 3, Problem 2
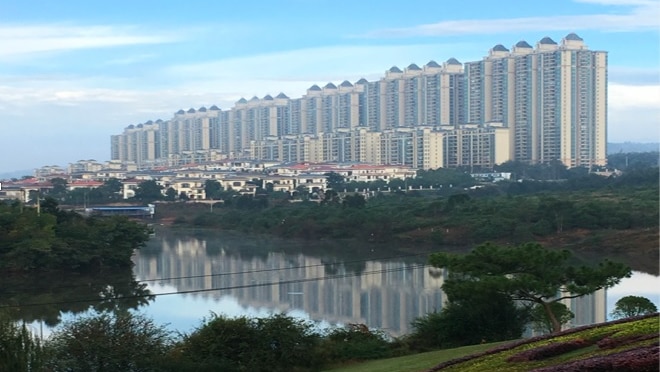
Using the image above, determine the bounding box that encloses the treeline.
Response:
[175,167,659,246]
[0,198,151,272]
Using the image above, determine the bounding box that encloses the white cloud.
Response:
[362,1,659,37]
[0,24,179,60]
[608,84,660,142]
[609,84,660,108]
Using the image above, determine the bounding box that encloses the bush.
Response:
[45,312,172,372]
[174,313,322,372]
[322,324,392,362]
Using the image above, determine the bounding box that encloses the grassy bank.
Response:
[326,314,659,372]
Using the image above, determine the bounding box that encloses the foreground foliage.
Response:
[429,242,631,333]
[46,312,172,371]
[0,314,45,372]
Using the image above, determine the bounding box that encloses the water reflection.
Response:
[133,229,647,337]
[0,269,153,326]
[134,230,446,336]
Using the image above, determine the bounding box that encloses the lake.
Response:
[12,227,658,338]
[129,228,660,337]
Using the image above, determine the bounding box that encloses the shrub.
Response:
[45,312,172,372]
[174,313,322,372]
[322,324,392,361]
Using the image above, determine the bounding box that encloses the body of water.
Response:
[15,227,659,338]
[129,228,659,336]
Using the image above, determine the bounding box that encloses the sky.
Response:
[0,0,659,174]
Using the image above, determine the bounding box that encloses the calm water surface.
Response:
[130,228,660,337]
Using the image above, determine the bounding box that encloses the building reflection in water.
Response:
[134,232,604,337]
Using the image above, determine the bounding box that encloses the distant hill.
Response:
[608,142,659,154]
[0,169,33,181]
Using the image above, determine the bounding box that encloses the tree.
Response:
[324,172,345,191]
[408,291,528,350]
[46,312,172,371]
[530,302,574,335]
[610,296,658,319]
[133,180,163,202]
[49,177,68,200]
[99,178,123,201]
[164,187,177,201]
[429,242,631,333]
[204,180,223,200]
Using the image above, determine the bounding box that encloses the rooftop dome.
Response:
[324,82,337,89]
[127,124,135,129]
[176,109,185,115]
[515,40,533,48]
[355,78,368,84]
[209,105,220,110]
[565,33,583,41]
[275,92,289,99]
[198,106,207,112]
[339,80,353,87]
[156,119,163,123]
[187,108,196,113]
[236,97,247,104]
[539,36,557,45]
[136,124,143,128]
[263,94,273,100]
[308,84,322,91]
[492,44,509,52]
[425,60,441,68]
[407,63,421,71]
[446,57,461,65]
[249,96,259,101]
[388,66,403,73]
[145,120,153,124]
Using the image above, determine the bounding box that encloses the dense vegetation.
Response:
[3,311,657,372]
[169,166,659,251]
[0,198,151,272]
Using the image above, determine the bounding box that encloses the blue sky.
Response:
[0,0,658,173]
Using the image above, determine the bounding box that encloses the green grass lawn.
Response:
[323,342,508,372]
[325,315,659,372]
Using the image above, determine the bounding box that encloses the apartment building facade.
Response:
[111,33,606,169]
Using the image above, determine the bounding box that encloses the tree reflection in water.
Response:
[0,268,153,327]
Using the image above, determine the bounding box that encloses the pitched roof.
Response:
[565,33,583,41]
[515,40,533,48]
[539,36,557,45]
[492,44,509,52]
[446,57,461,65]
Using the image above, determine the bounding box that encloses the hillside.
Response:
[327,314,659,372]
[428,314,658,371]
